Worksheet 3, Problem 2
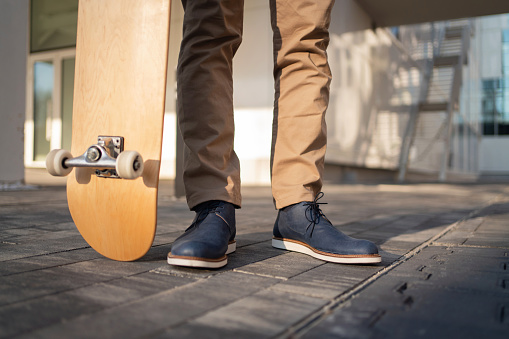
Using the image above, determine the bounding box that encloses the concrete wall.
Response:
[480,137,509,172]
[326,0,422,170]
[479,15,507,78]
[0,0,29,184]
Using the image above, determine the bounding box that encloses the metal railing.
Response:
[397,22,446,181]
[396,20,473,181]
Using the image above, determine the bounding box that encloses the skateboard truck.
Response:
[46,136,144,180]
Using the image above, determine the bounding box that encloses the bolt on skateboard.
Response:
[46,0,171,261]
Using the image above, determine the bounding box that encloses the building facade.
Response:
[1,0,509,187]
[477,14,509,174]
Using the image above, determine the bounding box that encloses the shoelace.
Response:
[185,202,224,232]
[303,192,330,237]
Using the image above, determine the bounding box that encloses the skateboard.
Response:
[46,0,171,261]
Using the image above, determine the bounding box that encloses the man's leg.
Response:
[177,0,243,210]
[168,0,243,268]
[270,0,332,209]
[269,0,381,264]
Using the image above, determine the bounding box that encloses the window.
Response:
[30,0,78,52]
[33,61,54,161]
[26,52,76,166]
[26,0,77,167]
[482,29,509,135]
[503,30,509,75]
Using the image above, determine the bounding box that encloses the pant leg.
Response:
[269,0,335,209]
[177,0,244,210]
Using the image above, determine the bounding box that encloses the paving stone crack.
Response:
[431,242,509,249]
[232,269,289,281]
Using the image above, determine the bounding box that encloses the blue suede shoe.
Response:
[168,200,236,268]
[272,193,381,264]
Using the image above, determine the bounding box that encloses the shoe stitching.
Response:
[214,212,230,228]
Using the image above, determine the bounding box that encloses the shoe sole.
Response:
[272,238,381,264]
[167,241,236,269]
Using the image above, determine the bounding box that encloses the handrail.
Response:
[397,22,446,182]
[381,27,424,71]
[438,21,472,181]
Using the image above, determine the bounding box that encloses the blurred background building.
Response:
[1,0,509,191]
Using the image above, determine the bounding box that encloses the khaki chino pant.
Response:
[177,0,334,210]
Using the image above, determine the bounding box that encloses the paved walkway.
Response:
[1,179,509,338]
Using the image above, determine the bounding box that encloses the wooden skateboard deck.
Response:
[67,0,171,261]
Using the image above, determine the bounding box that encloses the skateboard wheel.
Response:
[46,149,73,176]
[116,151,144,179]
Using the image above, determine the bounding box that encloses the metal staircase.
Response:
[397,20,472,181]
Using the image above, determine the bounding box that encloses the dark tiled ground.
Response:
[1,181,508,338]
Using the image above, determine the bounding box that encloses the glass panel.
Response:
[482,79,496,135]
[61,58,75,151]
[503,30,509,76]
[30,0,78,52]
[33,61,54,161]
[503,45,509,75]
[503,29,509,43]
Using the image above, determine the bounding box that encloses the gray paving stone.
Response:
[0,256,173,307]
[464,233,509,248]
[352,215,402,227]
[0,187,66,203]
[270,262,382,300]
[302,242,509,338]
[0,267,108,306]
[0,207,72,228]
[378,240,418,253]
[371,288,509,339]
[233,251,324,280]
[0,234,90,261]
[58,257,165,277]
[0,289,104,338]
[235,228,274,247]
[0,272,195,338]
[377,239,421,252]
[160,289,328,338]
[1,182,508,338]
[0,248,99,276]
[21,272,279,339]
